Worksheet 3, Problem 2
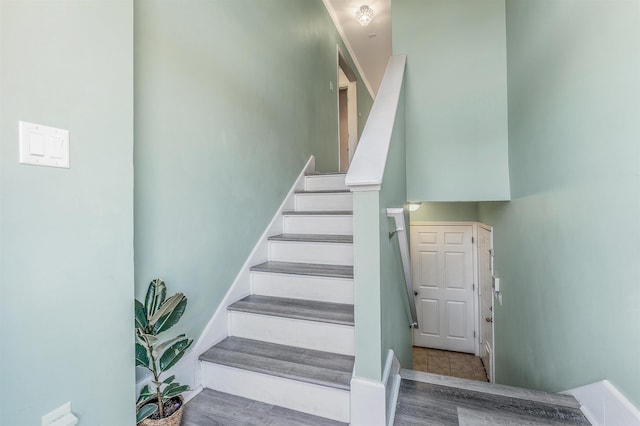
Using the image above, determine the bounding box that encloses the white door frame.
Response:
[336,46,358,170]
[477,223,495,382]
[411,221,492,357]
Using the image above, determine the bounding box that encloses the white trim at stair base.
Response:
[201,363,351,423]
[268,240,354,266]
[350,350,401,426]
[383,350,402,426]
[251,272,354,304]
[191,156,316,358]
[228,311,355,356]
[564,380,640,426]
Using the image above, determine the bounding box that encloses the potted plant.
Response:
[135,279,193,425]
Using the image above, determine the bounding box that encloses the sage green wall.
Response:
[0,1,135,424]
[353,191,384,379]
[379,85,413,372]
[410,202,479,223]
[353,84,412,380]
[393,0,510,202]
[134,0,371,351]
[479,0,640,405]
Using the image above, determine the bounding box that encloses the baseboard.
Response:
[383,350,401,426]
[350,350,400,426]
[564,380,640,426]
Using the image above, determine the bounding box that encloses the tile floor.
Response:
[412,346,488,382]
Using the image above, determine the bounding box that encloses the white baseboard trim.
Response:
[383,350,401,426]
[350,350,401,426]
[564,380,640,426]
[350,376,386,426]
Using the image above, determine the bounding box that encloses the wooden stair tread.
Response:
[200,337,354,391]
[268,234,353,244]
[295,189,351,194]
[250,261,353,279]
[282,210,352,216]
[228,295,354,325]
[183,388,348,426]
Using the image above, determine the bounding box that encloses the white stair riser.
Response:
[294,193,352,211]
[304,175,348,191]
[201,363,350,423]
[251,272,354,304]
[268,241,353,266]
[229,311,354,356]
[283,215,352,235]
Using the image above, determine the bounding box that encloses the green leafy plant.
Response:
[135,279,193,423]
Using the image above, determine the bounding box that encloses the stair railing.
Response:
[387,208,418,329]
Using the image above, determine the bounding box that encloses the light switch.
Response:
[29,132,45,156]
[19,121,69,168]
[50,136,64,159]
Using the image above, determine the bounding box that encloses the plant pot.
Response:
[138,395,184,426]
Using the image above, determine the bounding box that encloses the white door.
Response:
[411,225,475,353]
[478,225,494,381]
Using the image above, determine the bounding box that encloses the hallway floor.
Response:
[412,346,488,382]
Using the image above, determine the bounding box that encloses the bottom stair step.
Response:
[199,337,353,422]
[199,337,354,390]
[183,388,348,426]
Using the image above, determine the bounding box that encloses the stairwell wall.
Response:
[479,0,640,407]
[134,0,372,371]
[410,202,479,223]
[0,1,135,424]
[393,0,511,202]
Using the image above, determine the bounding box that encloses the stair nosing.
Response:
[228,295,354,326]
[295,190,351,194]
[305,172,347,176]
[200,344,352,391]
[282,210,352,216]
[250,261,354,279]
[267,234,353,244]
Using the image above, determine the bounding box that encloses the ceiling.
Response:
[323,0,392,96]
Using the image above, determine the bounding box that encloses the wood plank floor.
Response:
[394,370,590,425]
[183,389,347,426]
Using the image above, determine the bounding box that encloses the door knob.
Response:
[414,291,418,296]
[485,317,493,323]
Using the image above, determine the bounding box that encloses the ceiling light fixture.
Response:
[355,5,375,27]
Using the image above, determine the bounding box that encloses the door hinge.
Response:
[472,237,475,244]
[473,283,475,291]
[473,330,476,338]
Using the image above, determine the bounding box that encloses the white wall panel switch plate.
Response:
[19,121,69,168]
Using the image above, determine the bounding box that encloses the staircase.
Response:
[196,173,354,424]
